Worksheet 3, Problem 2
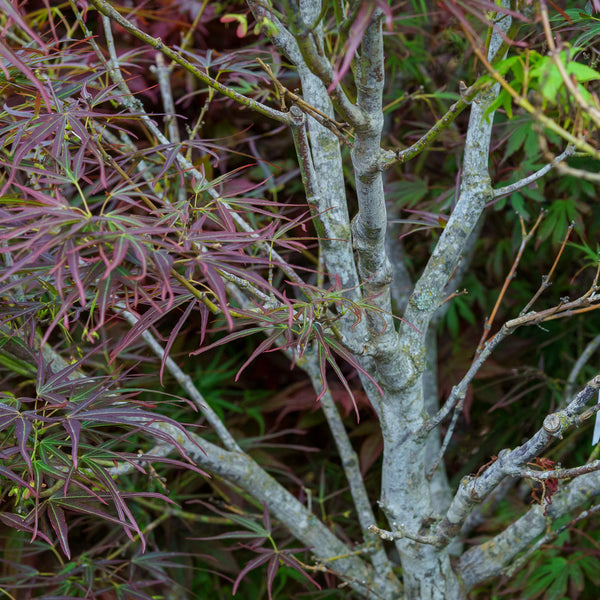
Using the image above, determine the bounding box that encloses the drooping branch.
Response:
[76,6,306,297]
[16,315,401,600]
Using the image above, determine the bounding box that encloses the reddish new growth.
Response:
[529,457,559,515]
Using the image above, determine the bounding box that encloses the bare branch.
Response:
[459,469,600,588]
[377,82,483,173]
[151,53,180,145]
[303,354,398,581]
[368,523,442,547]
[433,375,600,548]
[492,144,577,199]
[566,333,600,399]
[478,213,545,350]
[87,0,289,123]
[511,457,600,481]
[281,0,365,127]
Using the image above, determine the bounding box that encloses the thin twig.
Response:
[520,220,575,315]
[510,457,600,481]
[368,523,443,547]
[477,212,545,351]
[119,309,243,453]
[505,503,600,578]
[152,52,181,143]
[256,57,353,146]
[566,333,600,401]
[377,82,483,172]
[492,144,577,198]
[87,0,288,124]
[423,249,600,441]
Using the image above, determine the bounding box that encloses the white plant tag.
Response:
[593,389,600,446]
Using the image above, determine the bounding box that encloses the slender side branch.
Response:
[458,469,600,589]
[119,309,243,453]
[566,333,600,399]
[376,82,483,172]
[492,144,577,198]
[152,53,181,145]
[282,0,365,127]
[87,0,289,123]
[478,213,545,350]
[420,323,509,441]
[302,354,397,581]
[433,375,600,548]
[519,220,574,315]
[512,457,600,481]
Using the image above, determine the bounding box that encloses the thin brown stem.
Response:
[477,212,545,352]
[520,220,575,315]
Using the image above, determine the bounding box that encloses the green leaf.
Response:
[445,303,459,339]
[456,296,475,324]
[545,568,568,600]
[393,179,428,208]
[567,61,600,82]
[504,122,530,160]
[524,128,541,160]
[510,193,529,218]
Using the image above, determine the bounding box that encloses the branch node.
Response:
[543,413,562,436]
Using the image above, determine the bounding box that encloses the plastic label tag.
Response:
[593,389,600,446]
